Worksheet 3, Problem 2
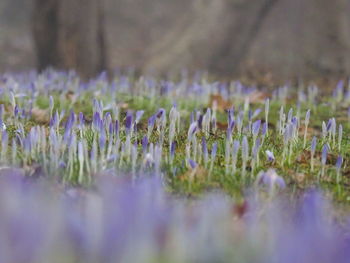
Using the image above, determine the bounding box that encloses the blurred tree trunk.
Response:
[145,0,279,77]
[208,0,279,75]
[32,0,106,78]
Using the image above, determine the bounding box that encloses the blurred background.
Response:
[1,0,350,81]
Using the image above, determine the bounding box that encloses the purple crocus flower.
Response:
[2,130,8,145]
[287,108,293,123]
[49,112,57,128]
[257,168,286,190]
[212,117,217,132]
[65,112,75,132]
[326,119,332,132]
[232,140,240,156]
[157,108,166,119]
[311,136,317,154]
[305,109,311,124]
[252,108,262,119]
[248,110,253,122]
[242,136,249,161]
[113,119,118,134]
[266,150,275,162]
[227,108,234,126]
[252,138,260,158]
[321,144,328,165]
[148,115,156,127]
[187,122,197,141]
[190,111,194,124]
[197,114,203,130]
[78,112,84,126]
[125,111,133,134]
[170,141,176,158]
[211,142,218,159]
[135,110,144,124]
[109,122,114,135]
[93,112,103,131]
[252,120,261,136]
[49,95,54,110]
[99,131,106,150]
[202,137,207,154]
[142,136,148,153]
[188,159,197,169]
[14,105,19,117]
[336,155,343,171]
[261,122,267,136]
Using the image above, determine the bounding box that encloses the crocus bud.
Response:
[170,141,176,159]
[252,120,261,137]
[336,155,343,171]
[125,111,133,134]
[311,136,317,154]
[321,144,328,165]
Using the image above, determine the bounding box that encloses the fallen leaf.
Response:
[179,166,208,183]
[209,94,232,112]
[31,107,49,124]
[248,91,269,103]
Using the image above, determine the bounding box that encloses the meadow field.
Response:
[0,70,350,262]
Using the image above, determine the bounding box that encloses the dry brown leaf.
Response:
[248,91,269,103]
[216,121,227,131]
[118,103,129,110]
[232,201,248,218]
[179,166,208,183]
[298,126,320,139]
[31,107,49,124]
[293,173,306,184]
[65,91,75,101]
[209,94,232,112]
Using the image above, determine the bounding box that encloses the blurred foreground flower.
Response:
[0,170,346,262]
